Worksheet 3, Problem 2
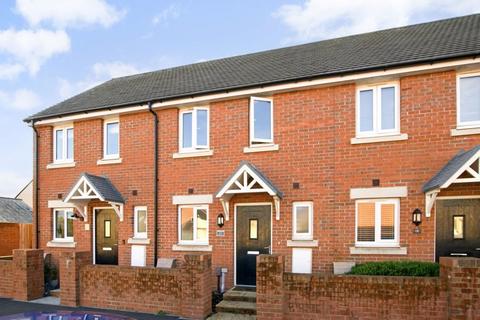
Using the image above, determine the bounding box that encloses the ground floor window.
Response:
[178,205,208,244]
[355,198,399,247]
[134,206,147,239]
[53,209,74,241]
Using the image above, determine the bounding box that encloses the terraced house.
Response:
[25,14,480,290]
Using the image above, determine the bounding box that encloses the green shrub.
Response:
[348,261,439,277]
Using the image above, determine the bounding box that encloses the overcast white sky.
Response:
[0,0,479,197]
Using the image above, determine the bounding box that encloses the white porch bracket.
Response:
[425,189,439,218]
[109,202,124,222]
[219,197,231,221]
[273,196,281,220]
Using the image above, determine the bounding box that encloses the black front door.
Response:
[436,199,480,261]
[236,205,271,286]
[95,209,118,265]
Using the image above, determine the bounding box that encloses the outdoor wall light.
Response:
[217,213,225,228]
[412,208,422,234]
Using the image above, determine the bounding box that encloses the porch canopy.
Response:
[423,145,480,217]
[216,161,283,221]
[64,173,125,222]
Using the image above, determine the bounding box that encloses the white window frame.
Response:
[292,202,313,240]
[179,107,210,152]
[53,208,74,242]
[53,125,74,163]
[103,119,120,159]
[356,83,400,138]
[178,205,209,245]
[355,198,400,247]
[134,206,148,239]
[249,97,274,145]
[457,72,480,128]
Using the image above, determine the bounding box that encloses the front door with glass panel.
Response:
[436,199,480,261]
[95,209,118,265]
[236,205,271,286]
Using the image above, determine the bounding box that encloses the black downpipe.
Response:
[32,121,40,249]
[148,102,159,266]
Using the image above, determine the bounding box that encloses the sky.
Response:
[0,0,479,197]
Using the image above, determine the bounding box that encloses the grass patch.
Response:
[348,261,439,277]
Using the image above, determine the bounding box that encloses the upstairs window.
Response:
[250,97,273,144]
[292,202,313,240]
[178,205,208,245]
[458,74,480,127]
[54,126,73,163]
[356,83,399,137]
[134,206,147,239]
[355,199,399,247]
[53,209,74,241]
[104,119,119,159]
[179,107,209,152]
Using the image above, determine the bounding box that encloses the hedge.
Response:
[348,261,439,277]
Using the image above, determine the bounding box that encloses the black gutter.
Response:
[148,102,159,266]
[32,121,40,249]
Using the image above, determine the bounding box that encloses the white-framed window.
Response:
[356,83,399,137]
[355,198,399,247]
[457,73,480,128]
[292,202,313,240]
[179,107,209,152]
[104,119,120,159]
[178,205,208,245]
[53,126,74,163]
[250,97,273,145]
[53,209,74,241]
[134,206,147,239]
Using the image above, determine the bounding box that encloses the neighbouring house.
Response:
[23,14,480,290]
[0,187,33,257]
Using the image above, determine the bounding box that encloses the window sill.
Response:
[451,127,480,137]
[46,162,76,169]
[287,240,318,247]
[97,158,122,165]
[350,133,408,145]
[172,150,213,159]
[243,144,279,153]
[172,244,212,252]
[127,238,150,245]
[47,240,76,248]
[349,246,407,255]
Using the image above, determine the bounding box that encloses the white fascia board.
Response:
[350,186,408,199]
[48,200,75,208]
[172,194,213,205]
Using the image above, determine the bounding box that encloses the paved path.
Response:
[0,298,180,320]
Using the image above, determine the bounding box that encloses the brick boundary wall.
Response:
[0,249,44,301]
[60,252,212,320]
[257,255,480,320]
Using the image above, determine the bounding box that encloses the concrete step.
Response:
[223,290,256,303]
[208,312,256,320]
[216,300,256,315]
[49,289,61,298]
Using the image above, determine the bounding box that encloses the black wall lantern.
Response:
[217,213,225,228]
[412,208,422,234]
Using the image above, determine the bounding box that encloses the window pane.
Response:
[380,204,395,240]
[196,209,208,242]
[137,210,147,233]
[253,99,272,140]
[460,76,480,123]
[381,87,395,130]
[182,113,193,148]
[249,219,258,239]
[55,130,63,160]
[359,90,374,132]
[180,207,193,241]
[106,122,119,155]
[66,128,74,159]
[196,110,208,146]
[104,220,111,238]
[66,211,74,237]
[55,211,65,238]
[453,216,464,239]
[295,206,309,234]
[357,203,375,242]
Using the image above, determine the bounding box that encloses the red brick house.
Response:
[24,14,480,289]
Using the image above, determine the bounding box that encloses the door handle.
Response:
[264,246,271,251]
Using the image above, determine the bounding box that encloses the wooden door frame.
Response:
[92,207,117,265]
[234,202,273,287]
